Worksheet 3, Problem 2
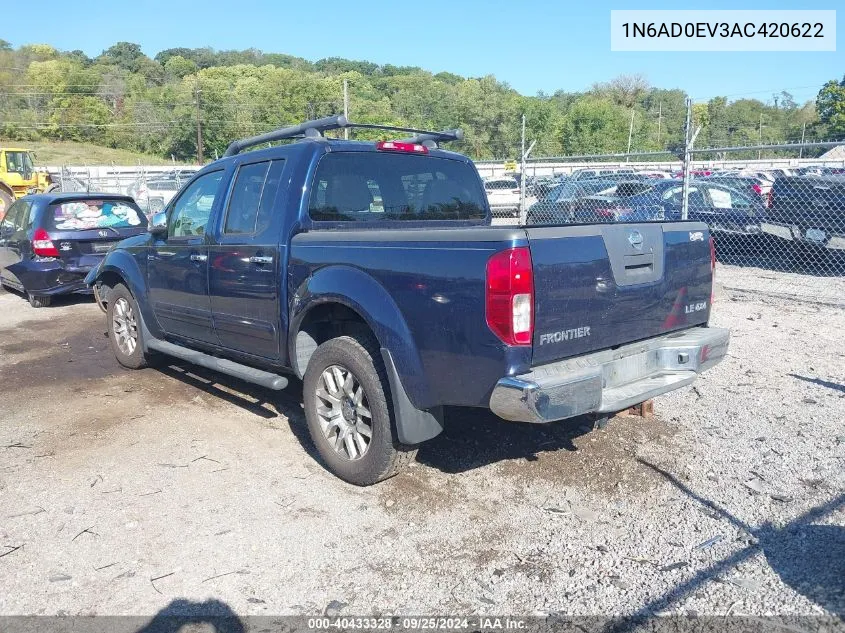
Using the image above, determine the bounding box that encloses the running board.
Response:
[146,339,289,390]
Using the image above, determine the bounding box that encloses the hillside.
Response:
[5,140,190,166]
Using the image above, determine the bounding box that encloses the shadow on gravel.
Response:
[152,362,320,462]
[788,373,845,394]
[415,408,592,474]
[151,361,600,477]
[136,598,244,633]
[624,459,845,628]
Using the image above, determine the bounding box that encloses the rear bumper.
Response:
[12,260,95,295]
[761,222,845,250]
[489,326,729,424]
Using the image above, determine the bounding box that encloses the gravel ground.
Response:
[0,268,842,619]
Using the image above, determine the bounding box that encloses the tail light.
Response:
[375,141,428,154]
[32,228,59,257]
[766,189,773,208]
[751,184,763,196]
[486,246,533,345]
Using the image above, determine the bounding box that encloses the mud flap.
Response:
[380,348,444,445]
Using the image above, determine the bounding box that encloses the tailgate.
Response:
[527,222,713,366]
[51,228,147,264]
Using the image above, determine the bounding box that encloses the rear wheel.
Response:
[107,284,148,369]
[303,334,416,485]
[27,292,51,308]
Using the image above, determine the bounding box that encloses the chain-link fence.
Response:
[45,141,845,306]
[484,140,845,306]
[48,165,199,219]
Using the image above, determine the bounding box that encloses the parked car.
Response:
[703,175,773,207]
[526,175,565,200]
[85,116,728,485]
[554,179,766,235]
[526,179,618,224]
[762,175,845,253]
[0,193,148,307]
[483,177,535,218]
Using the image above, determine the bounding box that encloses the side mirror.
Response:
[149,211,167,237]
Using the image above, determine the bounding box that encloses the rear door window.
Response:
[47,199,145,231]
[223,159,285,235]
[309,152,486,222]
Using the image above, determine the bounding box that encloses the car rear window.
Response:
[309,152,486,222]
[47,199,146,231]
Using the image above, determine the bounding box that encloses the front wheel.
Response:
[107,284,148,369]
[303,334,416,485]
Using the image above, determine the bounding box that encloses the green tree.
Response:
[816,76,845,137]
[164,55,198,79]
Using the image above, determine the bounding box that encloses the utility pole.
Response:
[758,113,763,160]
[657,101,662,146]
[195,85,203,165]
[343,78,349,140]
[800,121,806,158]
[626,109,635,161]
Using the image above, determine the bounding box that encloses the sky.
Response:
[5,0,843,104]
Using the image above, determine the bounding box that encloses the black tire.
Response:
[0,189,13,222]
[303,333,416,485]
[106,283,148,369]
[27,292,51,308]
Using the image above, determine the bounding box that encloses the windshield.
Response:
[309,152,487,222]
[47,199,146,231]
[5,151,34,174]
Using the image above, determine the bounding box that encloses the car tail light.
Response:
[751,183,763,195]
[375,141,428,154]
[595,207,631,218]
[486,246,533,346]
[32,228,59,257]
[766,189,773,208]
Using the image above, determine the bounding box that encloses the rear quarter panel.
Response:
[289,228,532,409]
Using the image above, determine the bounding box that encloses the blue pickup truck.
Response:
[86,116,729,485]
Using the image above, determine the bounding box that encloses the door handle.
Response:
[249,255,273,265]
[190,253,208,262]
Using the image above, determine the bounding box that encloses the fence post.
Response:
[681,98,692,221]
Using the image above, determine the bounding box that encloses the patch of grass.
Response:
[1,140,194,166]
